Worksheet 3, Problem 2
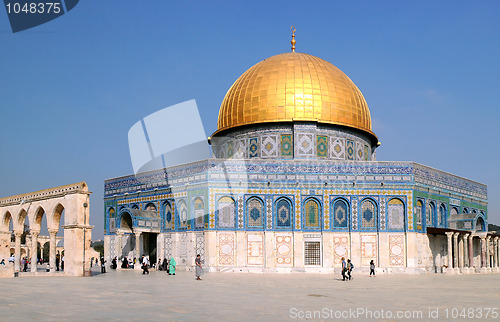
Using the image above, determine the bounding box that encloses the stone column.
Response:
[494,237,499,271]
[458,233,464,271]
[462,233,469,273]
[30,231,39,273]
[134,231,141,270]
[468,235,474,269]
[480,235,487,273]
[497,237,500,270]
[14,232,22,272]
[445,232,454,274]
[453,233,459,270]
[486,236,491,270]
[48,229,58,272]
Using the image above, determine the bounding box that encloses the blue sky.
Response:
[0,1,499,239]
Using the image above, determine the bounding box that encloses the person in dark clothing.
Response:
[100,257,106,273]
[347,259,353,280]
[162,258,168,272]
[370,260,376,276]
[56,254,60,271]
[111,257,117,269]
[141,255,149,275]
[121,257,129,269]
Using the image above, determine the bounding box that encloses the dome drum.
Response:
[211,121,375,161]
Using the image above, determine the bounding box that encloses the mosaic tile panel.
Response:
[280,134,293,157]
[179,232,188,265]
[361,199,376,228]
[294,192,301,229]
[217,196,235,228]
[346,139,355,160]
[164,234,172,259]
[332,235,349,265]
[196,233,205,264]
[407,192,414,230]
[330,137,345,160]
[351,197,358,229]
[356,141,364,161]
[209,189,215,228]
[109,237,116,259]
[296,133,314,157]
[247,197,263,227]
[227,141,234,159]
[266,196,273,229]
[237,195,244,229]
[261,135,278,158]
[276,198,291,228]
[361,234,377,266]
[248,137,259,158]
[247,233,264,265]
[387,198,404,230]
[332,199,348,228]
[194,197,205,229]
[379,197,386,230]
[323,192,330,229]
[179,201,188,229]
[218,233,235,266]
[389,234,404,266]
[364,145,370,161]
[276,233,293,266]
[317,135,328,158]
[234,139,247,159]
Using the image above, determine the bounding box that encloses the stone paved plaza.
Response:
[2,268,499,321]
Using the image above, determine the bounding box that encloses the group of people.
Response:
[95,254,204,280]
[341,258,376,281]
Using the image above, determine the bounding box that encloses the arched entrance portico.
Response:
[0,182,93,277]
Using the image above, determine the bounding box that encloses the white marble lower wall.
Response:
[123,231,443,274]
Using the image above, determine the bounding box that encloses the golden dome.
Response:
[214,52,377,143]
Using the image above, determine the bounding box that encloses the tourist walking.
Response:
[169,257,176,275]
[142,255,149,275]
[341,257,347,281]
[195,254,203,280]
[347,259,353,280]
[370,260,376,277]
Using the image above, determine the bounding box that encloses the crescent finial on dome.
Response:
[291,26,296,52]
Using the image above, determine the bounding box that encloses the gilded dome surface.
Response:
[214,52,377,142]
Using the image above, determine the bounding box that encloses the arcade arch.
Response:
[0,182,92,276]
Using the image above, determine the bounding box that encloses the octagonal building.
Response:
[103,39,495,274]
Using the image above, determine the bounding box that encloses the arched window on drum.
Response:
[108,207,116,231]
[194,198,205,229]
[275,198,292,228]
[217,196,235,228]
[426,202,435,227]
[164,201,173,229]
[303,198,321,229]
[361,199,377,229]
[246,197,264,228]
[332,199,349,229]
[438,204,446,228]
[179,201,188,228]
[387,198,404,230]
[415,200,423,229]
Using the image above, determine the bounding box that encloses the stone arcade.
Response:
[0,182,93,277]
[103,35,499,274]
